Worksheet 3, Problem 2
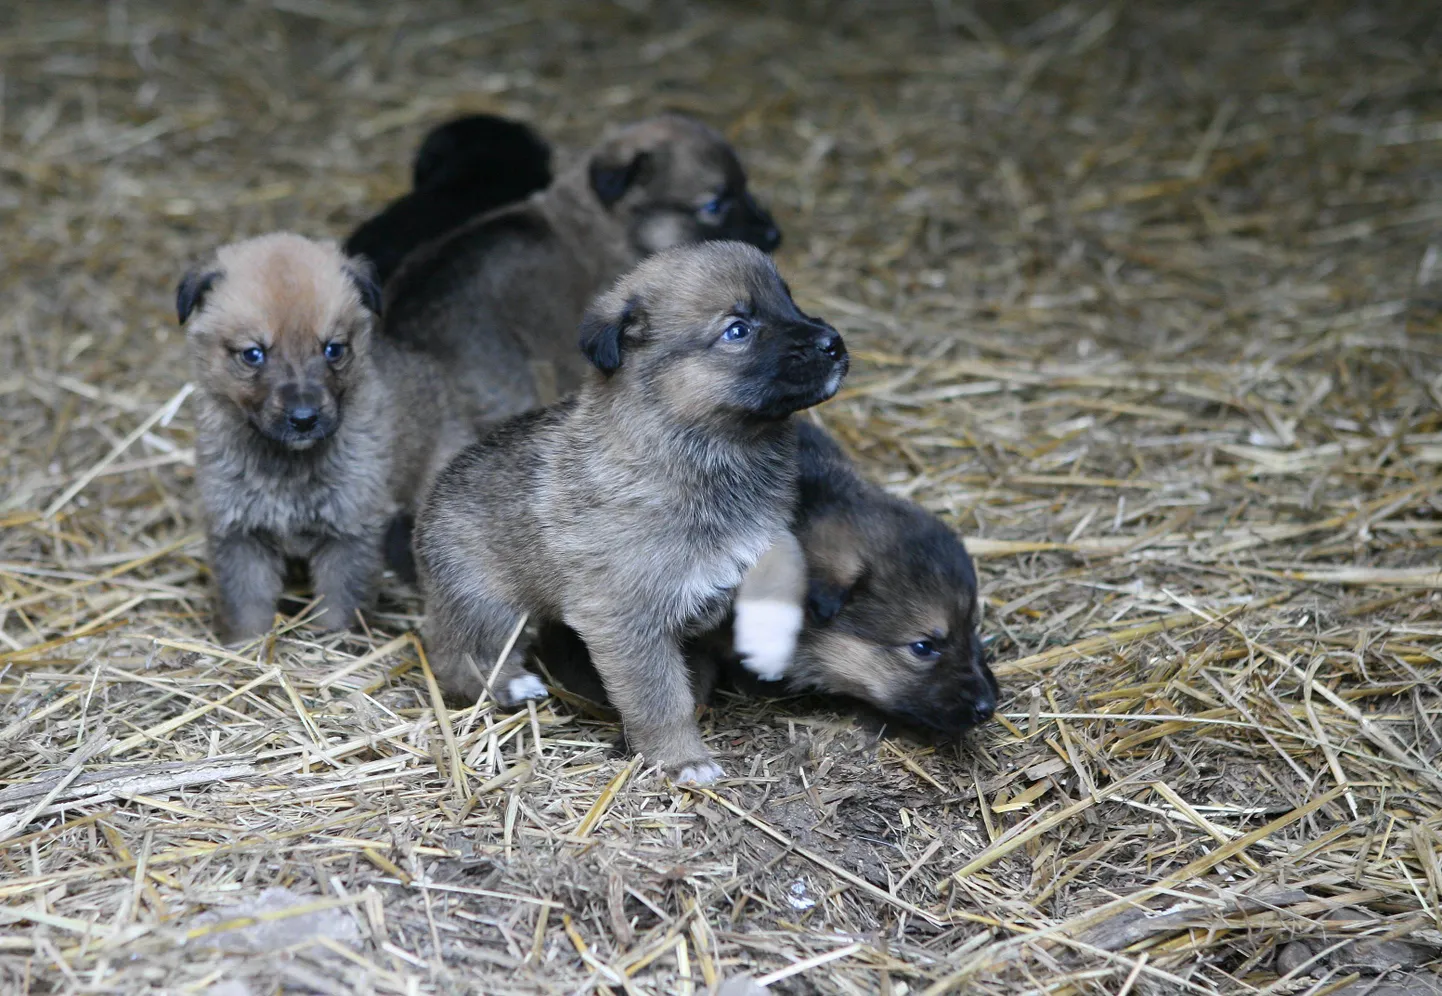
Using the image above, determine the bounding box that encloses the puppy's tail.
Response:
[732,531,806,682]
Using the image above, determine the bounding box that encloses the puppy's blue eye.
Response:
[908,640,941,660]
[721,320,751,342]
[239,347,265,367]
[699,194,728,219]
[323,341,347,362]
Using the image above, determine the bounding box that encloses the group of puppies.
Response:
[176,113,999,782]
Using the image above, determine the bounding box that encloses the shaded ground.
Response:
[1,1,1440,993]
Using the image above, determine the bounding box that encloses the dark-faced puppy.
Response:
[180,234,474,643]
[381,114,782,423]
[414,242,846,783]
[779,422,998,735]
[586,115,781,256]
[344,114,553,285]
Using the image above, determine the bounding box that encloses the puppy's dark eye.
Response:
[323,341,347,362]
[721,320,752,343]
[907,640,942,660]
[699,193,729,220]
[238,346,265,367]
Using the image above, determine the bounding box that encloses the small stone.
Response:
[206,983,253,996]
[1275,940,1317,976]
[1327,973,1442,996]
[716,975,769,996]
[1326,908,1436,974]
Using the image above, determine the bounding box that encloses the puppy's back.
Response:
[381,211,575,417]
[416,402,569,587]
[345,114,552,284]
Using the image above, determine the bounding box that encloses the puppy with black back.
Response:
[414,242,847,783]
[344,114,553,284]
[381,114,782,419]
[179,234,474,643]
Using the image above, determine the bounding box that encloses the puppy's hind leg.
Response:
[211,532,285,644]
[421,578,544,707]
[577,620,720,784]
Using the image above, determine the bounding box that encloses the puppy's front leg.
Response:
[310,532,381,632]
[733,530,806,682]
[580,622,720,784]
[210,531,284,644]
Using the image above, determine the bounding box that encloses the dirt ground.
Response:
[1,1,1440,993]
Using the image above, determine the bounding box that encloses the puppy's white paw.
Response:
[733,598,803,681]
[502,673,548,705]
[674,761,725,785]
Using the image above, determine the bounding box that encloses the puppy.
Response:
[765,421,999,734]
[381,114,782,419]
[414,242,847,782]
[542,422,999,738]
[179,234,473,643]
[344,114,553,284]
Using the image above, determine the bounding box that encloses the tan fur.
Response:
[414,242,847,782]
[380,114,782,426]
[182,233,474,642]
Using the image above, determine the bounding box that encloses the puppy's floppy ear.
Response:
[344,259,384,316]
[588,149,653,207]
[176,268,221,325]
[802,519,865,624]
[806,579,851,623]
[578,294,641,375]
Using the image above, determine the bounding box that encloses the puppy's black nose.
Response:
[817,331,844,360]
[287,407,320,432]
[758,225,781,251]
[971,693,996,724]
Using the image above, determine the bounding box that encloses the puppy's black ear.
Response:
[802,520,864,624]
[579,296,642,375]
[176,268,221,325]
[805,579,851,623]
[588,150,652,208]
[345,260,384,315]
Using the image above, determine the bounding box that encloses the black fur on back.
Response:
[344,114,553,284]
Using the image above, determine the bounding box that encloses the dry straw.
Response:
[1,1,1440,993]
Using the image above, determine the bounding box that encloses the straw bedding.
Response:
[1,1,1439,993]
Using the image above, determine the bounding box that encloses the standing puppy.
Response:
[344,114,553,284]
[382,114,782,418]
[415,242,847,782]
[180,234,472,643]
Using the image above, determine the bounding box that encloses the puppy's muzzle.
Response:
[780,321,848,408]
[744,194,782,252]
[724,193,782,252]
[257,384,338,448]
[287,407,320,433]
